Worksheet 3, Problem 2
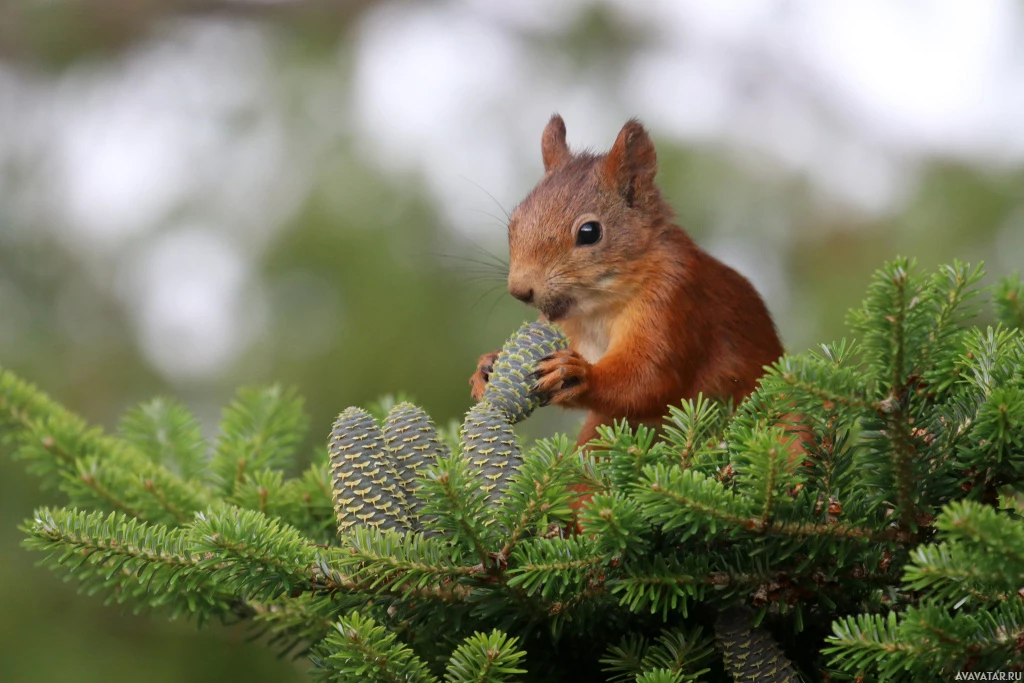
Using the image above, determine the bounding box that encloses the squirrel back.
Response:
[473,115,785,447]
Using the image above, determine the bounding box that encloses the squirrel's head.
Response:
[506,115,673,322]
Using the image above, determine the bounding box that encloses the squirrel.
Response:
[469,115,785,450]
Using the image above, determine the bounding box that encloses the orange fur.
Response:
[471,115,785,451]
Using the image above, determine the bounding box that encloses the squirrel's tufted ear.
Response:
[600,119,657,206]
[541,114,570,172]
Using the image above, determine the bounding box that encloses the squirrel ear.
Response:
[541,114,570,172]
[601,119,657,206]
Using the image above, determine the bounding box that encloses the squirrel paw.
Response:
[532,350,590,407]
[469,350,500,402]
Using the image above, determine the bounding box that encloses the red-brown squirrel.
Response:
[470,115,785,449]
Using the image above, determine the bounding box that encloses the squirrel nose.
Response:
[509,286,534,304]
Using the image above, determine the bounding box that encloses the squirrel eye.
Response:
[575,221,602,246]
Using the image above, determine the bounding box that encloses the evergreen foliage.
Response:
[4,259,1023,681]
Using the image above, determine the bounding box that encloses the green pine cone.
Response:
[382,402,449,522]
[483,320,568,423]
[328,407,410,533]
[715,608,800,683]
[460,401,520,502]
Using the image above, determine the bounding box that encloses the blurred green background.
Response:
[1,1,1022,681]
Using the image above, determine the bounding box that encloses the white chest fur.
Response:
[569,314,613,364]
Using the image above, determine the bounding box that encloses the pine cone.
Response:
[483,321,568,423]
[382,402,449,523]
[328,407,409,532]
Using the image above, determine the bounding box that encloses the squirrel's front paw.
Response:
[532,349,590,407]
[469,350,500,402]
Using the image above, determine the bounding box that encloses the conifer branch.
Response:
[191,507,321,600]
[1,367,207,524]
[772,346,877,412]
[22,508,240,622]
[6,262,1024,682]
[937,500,1024,567]
[314,558,474,603]
[917,261,985,374]
[636,465,756,537]
[601,635,649,682]
[332,526,478,596]
[766,518,911,544]
[580,491,652,560]
[904,548,1006,603]
[874,263,924,535]
[495,435,579,558]
[506,536,606,601]
[776,371,878,411]
[635,670,684,683]
[889,262,910,389]
[904,501,1024,603]
[610,554,712,618]
[601,628,714,683]
[311,612,438,683]
[826,603,1024,678]
[418,452,495,567]
[212,385,309,494]
[118,397,208,481]
[884,401,921,535]
[661,395,727,468]
[443,630,527,683]
[72,458,150,520]
[609,553,829,618]
[591,421,674,490]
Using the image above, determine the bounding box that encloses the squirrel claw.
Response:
[469,350,500,402]
[532,349,590,407]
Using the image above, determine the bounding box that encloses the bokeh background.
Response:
[1,1,1022,681]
